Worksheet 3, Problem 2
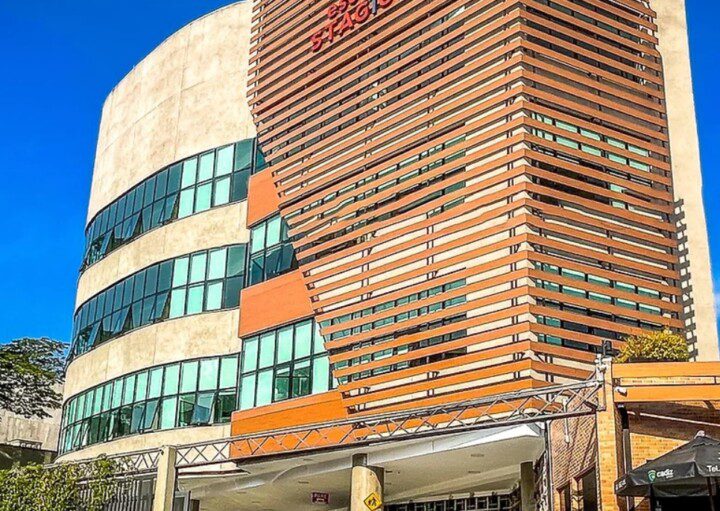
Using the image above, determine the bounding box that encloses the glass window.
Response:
[186,285,204,315]
[198,358,219,392]
[251,223,266,254]
[160,397,177,431]
[169,289,186,318]
[208,249,227,280]
[195,182,212,212]
[277,326,293,364]
[163,364,180,395]
[178,189,195,218]
[173,257,189,287]
[122,375,136,406]
[198,152,215,182]
[193,392,215,425]
[266,216,282,247]
[292,360,311,398]
[216,146,233,176]
[181,159,198,188]
[259,332,275,369]
[295,321,312,359]
[256,370,273,407]
[190,253,207,283]
[135,371,148,402]
[178,394,196,427]
[240,374,256,410]
[214,177,231,206]
[82,140,255,270]
[206,282,223,311]
[219,356,238,389]
[180,361,199,393]
[148,368,163,399]
[312,356,330,394]
[274,366,291,402]
[243,337,258,372]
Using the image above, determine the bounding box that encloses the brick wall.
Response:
[550,415,597,510]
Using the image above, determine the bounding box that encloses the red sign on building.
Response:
[310,0,395,52]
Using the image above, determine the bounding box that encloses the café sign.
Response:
[311,0,395,52]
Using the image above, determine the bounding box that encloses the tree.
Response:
[0,338,65,419]
[616,329,690,363]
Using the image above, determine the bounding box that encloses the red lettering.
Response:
[311,0,398,51]
[311,30,325,52]
[354,1,370,23]
[337,11,355,35]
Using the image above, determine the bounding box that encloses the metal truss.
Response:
[175,365,606,469]
[52,447,163,476]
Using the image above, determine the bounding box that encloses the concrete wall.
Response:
[87,1,255,222]
[60,1,255,460]
[0,408,61,452]
[653,0,719,361]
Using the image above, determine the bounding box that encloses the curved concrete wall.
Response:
[60,1,254,460]
[87,1,254,222]
[76,202,249,307]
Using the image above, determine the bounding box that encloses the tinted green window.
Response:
[59,354,241,454]
[82,139,260,270]
[71,244,247,360]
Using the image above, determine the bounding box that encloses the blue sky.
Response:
[0,0,718,343]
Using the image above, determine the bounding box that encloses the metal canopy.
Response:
[175,367,606,469]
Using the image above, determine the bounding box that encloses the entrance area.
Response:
[178,425,544,510]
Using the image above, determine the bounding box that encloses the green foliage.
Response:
[0,457,122,511]
[0,337,65,419]
[616,329,690,363]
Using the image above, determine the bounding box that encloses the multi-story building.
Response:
[58,0,718,510]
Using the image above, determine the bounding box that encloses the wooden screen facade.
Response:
[247,0,681,416]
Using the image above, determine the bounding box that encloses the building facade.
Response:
[58,0,718,509]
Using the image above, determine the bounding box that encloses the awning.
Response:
[615,434,720,498]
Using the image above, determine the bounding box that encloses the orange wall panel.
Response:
[231,390,347,436]
[247,169,281,226]
[238,270,314,337]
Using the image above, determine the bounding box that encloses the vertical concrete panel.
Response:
[653,0,719,360]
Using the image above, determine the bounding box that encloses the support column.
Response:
[521,461,536,511]
[153,446,178,511]
[350,453,384,511]
[596,358,625,511]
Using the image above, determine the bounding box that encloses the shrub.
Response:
[0,457,121,511]
[616,329,690,363]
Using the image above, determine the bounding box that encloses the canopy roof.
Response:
[615,435,720,498]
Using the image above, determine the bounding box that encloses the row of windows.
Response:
[324,279,467,341]
[238,320,333,410]
[73,214,301,360]
[531,113,651,173]
[334,328,468,385]
[248,215,298,285]
[59,354,240,454]
[535,297,664,339]
[536,0,646,45]
[71,245,247,359]
[82,139,266,270]
[533,262,664,316]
